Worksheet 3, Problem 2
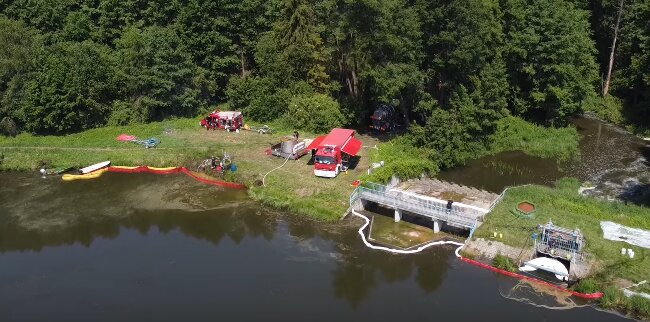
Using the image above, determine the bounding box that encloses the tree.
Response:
[609,0,650,121]
[111,26,202,124]
[326,0,422,102]
[503,0,599,124]
[411,0,508,165]
[286,93,346,132]
[0,16,41,128]
[226,75,310,122]
[257,0,332,92]
[16,41,116,134]
[221,0,279,76]
[2,0,75,37]
[603,0,625,96]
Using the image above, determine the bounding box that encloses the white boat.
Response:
[79,161,111,174]
[519,257,569,281]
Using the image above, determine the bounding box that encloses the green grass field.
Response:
[0,117,377,221]
[475,178,649,287]
[474,178,650,319]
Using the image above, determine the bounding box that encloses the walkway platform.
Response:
[396,179,500,211]
[350,180,499,236]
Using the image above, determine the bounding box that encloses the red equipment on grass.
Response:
[306,128,362,178]
[200,110,244,131]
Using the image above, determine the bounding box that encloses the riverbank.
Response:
[0,117,378,221]
[470,178,650,320]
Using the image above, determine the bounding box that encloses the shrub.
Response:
[107,100,147,126]
[584,95,624,125]
[490,116,580,161]
[628,295,650,318]
[362,138,439,183]
[492,253,517,272]
[572,279,600,294]
[600,286,627,310]
[0,117,18,137]
[227,76,314,122]
[285,94,346,133]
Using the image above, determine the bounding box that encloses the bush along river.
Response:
[439,116,650,204]
[0,170,633,322]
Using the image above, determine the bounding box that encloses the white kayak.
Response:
[519,257,569,281]
[80,161,111,174]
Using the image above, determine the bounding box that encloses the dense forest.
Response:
[1,0,649,166]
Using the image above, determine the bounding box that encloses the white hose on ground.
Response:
[262,153,292,187]
[350,209,465,256]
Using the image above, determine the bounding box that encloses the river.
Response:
[439,116,650,204]
[0,171,630,321]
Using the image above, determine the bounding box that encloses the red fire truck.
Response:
[200,110,244,131]
[305,128,362,178]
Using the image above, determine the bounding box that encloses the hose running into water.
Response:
[350,209,465,256]
[262,153,292,187]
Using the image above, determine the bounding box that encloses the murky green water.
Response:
[0,172,629,321]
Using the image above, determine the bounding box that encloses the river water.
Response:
[0,171,630,321]
[439,117,650,203]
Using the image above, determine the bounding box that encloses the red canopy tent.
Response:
[306,128,362,156]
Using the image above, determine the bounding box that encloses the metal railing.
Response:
[353,184,478,230]
[360,182,388,192]
[487,184,531,213]
[350,187,360,206]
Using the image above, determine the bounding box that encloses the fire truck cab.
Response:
[306,128,362,178]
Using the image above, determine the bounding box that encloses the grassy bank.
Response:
[489,116,580,162]
[0,117,378,221]
[583,96,650,137]
[474,178,650,319]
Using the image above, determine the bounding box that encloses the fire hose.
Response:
[262,153,291,187]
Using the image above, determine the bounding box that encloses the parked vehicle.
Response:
[369,104,397,132]
[200,110,244,131]
[270,138,308,160]
[305,129,362,178]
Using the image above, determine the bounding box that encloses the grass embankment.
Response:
[475,178,650,319]
[489,116,580,162]
[0,118,207,169]
[0,117,378,221]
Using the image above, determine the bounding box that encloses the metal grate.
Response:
[535,220,585,262]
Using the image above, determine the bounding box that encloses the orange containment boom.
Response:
[459,257,604,299]
[107,166,247,189]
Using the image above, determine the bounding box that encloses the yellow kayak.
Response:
[62,168,108,181]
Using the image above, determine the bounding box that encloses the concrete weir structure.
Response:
[350,179,500,236]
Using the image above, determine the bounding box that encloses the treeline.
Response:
[0,0,648,165]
